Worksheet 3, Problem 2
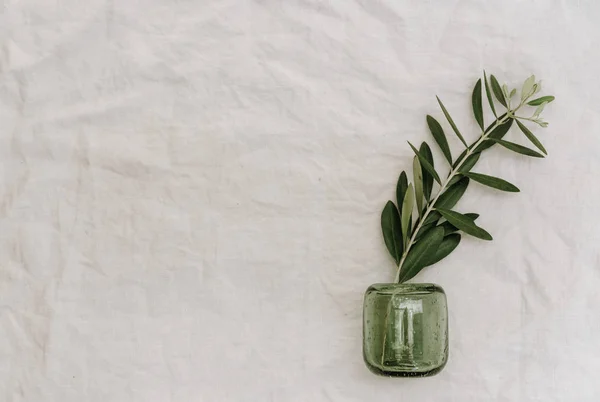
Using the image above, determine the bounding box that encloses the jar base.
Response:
[363,355,447,377]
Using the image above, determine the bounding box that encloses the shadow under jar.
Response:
[363,283,448,377]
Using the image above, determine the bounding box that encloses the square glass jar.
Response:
[363,283,448,377]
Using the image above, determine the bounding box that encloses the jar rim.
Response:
[366,282,445,295]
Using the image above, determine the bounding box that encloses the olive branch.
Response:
[381,72,555,284]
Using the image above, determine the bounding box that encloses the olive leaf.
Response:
[475,118,514,152]
[420,142,434,200]
[435,177,469,210]
[426,115,453,165]
[419,212,479,239]
[436,96,468,147]
[528,95,555,106]
[381,201,403,264]
[396,171,409,212]
[487,117,513,139]
[483,71,497,118]
[423,210,442,226]
[490,138,545,158]
[436,208,493,240]
[423,233,461,267]
[439,213,479,235]
[459,152,481,173]
[502,84,510,100]
[408,141,441,184]
[454,112,509,164]
[401,184,414,246]
[413,156,424,215]
[532,102,547,118]
[472,79,484,130]
[448,152,480,186]
[397,227,444,283]
[463,172,520,192]
[515,120,547,155]
[414,220,437,241]
[490,75,507,107]
[521,75,536,101]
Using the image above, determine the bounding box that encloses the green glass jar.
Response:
[363,283,448,377]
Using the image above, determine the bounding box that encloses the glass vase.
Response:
[363,283,448,377]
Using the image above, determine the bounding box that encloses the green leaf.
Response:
[454,115,510,166]
[436,96,468,147]
[475,118,514,152]
[416,209,468,240]
[490,75,507,107]
[454,143,484,170]
[436,208,492,240]
[486,112,508,133]
[521,75,536,101]
[463,172,520,192]
[515,120,547,155]
[435,177,470,210]
[414,220,437,241]
[490,138,545,158]
[419,142,434,200]
[423,211,441,226]
[448,152,481,186]
[424,233,462,267]
[381,201,403,264]
[453,149,468,169]
[408,141,441,184]
[396,171,409,213]
[533,103,547,118]
[472,79,484,130]
[401,184,414,246]
[413,156,424,216]
[483,71,497,118]
[426,115,453,165]
[502,84,509,99]
[488,118,513,139]
[459,152,481,173]
[439,213,479,235]
[527,96,555,106]
[398,227,445,283]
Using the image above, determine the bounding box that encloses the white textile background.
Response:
[1,1,599,401]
